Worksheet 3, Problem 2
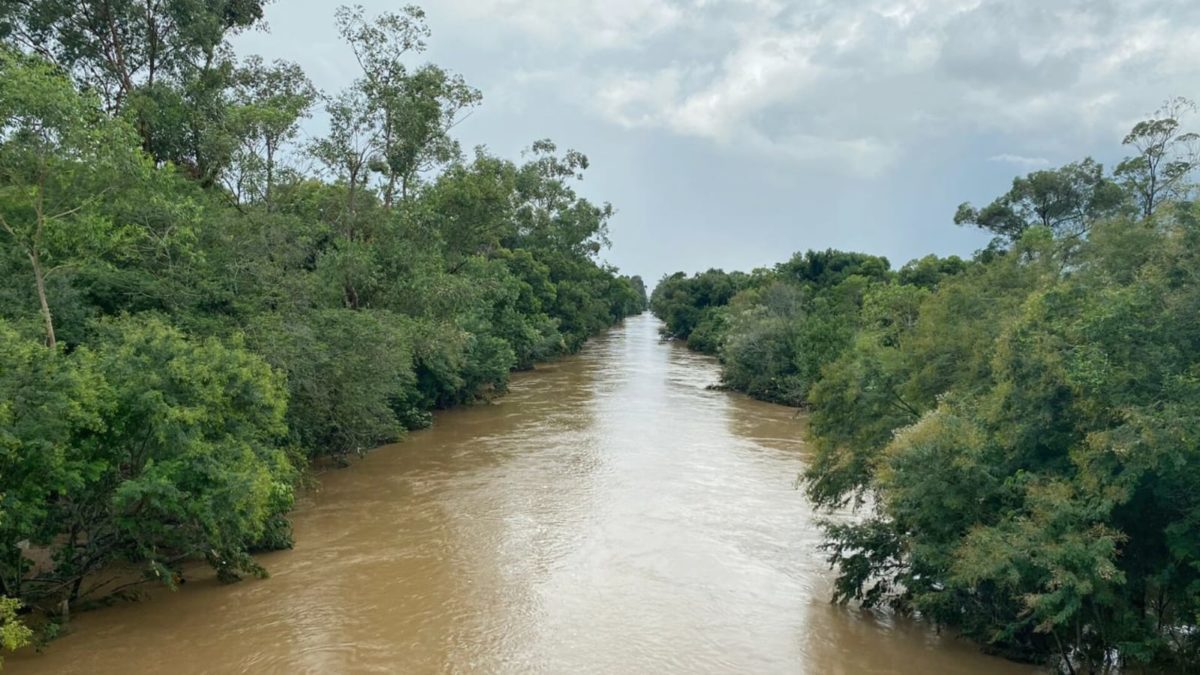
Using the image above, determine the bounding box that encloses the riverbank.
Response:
[7,315,1035,674]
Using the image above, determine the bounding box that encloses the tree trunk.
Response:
[1052,630,1077,675]
[347,166,358,229]
[30,248,56,350]
[265,141,274,212]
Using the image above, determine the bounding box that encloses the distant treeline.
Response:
[651,99,1200,673]
[0,1,645,654]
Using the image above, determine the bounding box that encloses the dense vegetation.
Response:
[0,1,645,656]
[652,99,1200,673]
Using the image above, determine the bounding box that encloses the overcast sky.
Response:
[232,0,1200,283]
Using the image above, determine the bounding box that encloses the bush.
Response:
[0,316,297,604]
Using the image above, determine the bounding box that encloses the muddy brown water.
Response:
[8,313,1038,674]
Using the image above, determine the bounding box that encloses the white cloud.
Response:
[442,0,685,49]
[596,68,685,128]
[443,0,1200,175]
[989,154,1051,167]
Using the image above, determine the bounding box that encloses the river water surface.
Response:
[9,313,1037,674]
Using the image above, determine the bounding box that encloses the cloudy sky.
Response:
[233,0,1200,282]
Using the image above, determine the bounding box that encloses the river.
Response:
[8,313,1037,674]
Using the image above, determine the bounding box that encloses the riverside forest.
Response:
[650,101,1200,672]
[0,2,1197,675]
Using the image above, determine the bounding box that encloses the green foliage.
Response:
[794,228,1194,669]
[0,316,296,605]
[1,0,268,182]
[809,207,1200,670]
[0,1,640,631]
[0,50,149,348]
[955,158,1127,242]
[247,309,415,460]
[224,56,317,208]
[896,254,968,289]
[651,251,895,405]
[0,595,32,665]
[776,249,891,287]
[1113,97,1199,218]
[685,305,728,354]
[652,103,1200,671]
[649,268,747,343]
[718,282,809,403]
[328,3,480,206]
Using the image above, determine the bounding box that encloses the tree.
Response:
[804,232,1056,509]
[628,275,647,310]
[896,254,968,290]
[0,595,31,667]
[0,51,145,349]
[309,85,378,228]
[423,149,520,270]
[1114,97,1199,218]
[0,1,647,635]
[334,4,480,206]
[776,249,891,287]
[225,57,316,209]
[649,269,743,341]
[248,309,417,460]
[0,0,267,163]
[0,316,296,605]
[512,139,611,257]
[800,210,1200,671]
[375,64,478,204]
[955,158,1126,242]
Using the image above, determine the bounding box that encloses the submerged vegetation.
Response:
[0,0,644,655]
[652,99,1200,672]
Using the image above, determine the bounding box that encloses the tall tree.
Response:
[0,0,267,176]
[955,158,1126,241]
[512,139,611,257]
[334,4,479,206]
[1114,97,1199,218]
[308,85,377,230]
[0,51,144,349]
[225,56,316,209]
